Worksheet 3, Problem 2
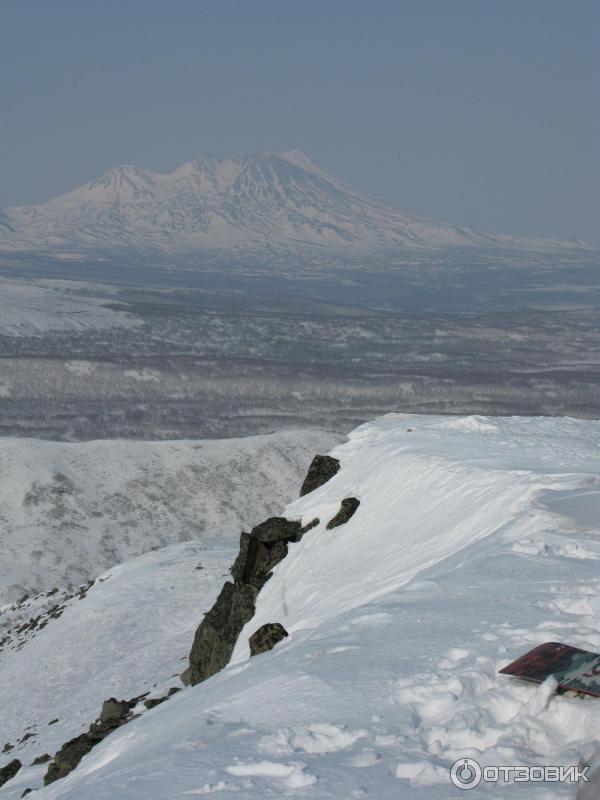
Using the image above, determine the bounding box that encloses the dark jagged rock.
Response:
[302,517,320,534]
[0,759,21,789]
[143,684,181,709]
[44,723,118,785]
[99,697,132,724]
[231,518,303,589]
[251,517,303,543]
[44,696,138,785]
[2,743,13,753]
[31,753,51,765]
[144,696,167,710]
[187,581,257,685]
[230,533,251,585]
[249,623,289,656]
[185,452,337,685]
[21,789,32,797]
[300,455,340,496]
[187,516,308,686]
[326,497,360,529]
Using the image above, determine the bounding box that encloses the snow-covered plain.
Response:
[2,414,599,798]
[0,279,136,335]
[0,428,341,603]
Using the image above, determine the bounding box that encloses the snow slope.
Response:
[0,541,236,796]
[0,428,341,603]
[3,414,599,798]
[1,152,590,257]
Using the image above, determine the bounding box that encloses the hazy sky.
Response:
[1,0,598,243]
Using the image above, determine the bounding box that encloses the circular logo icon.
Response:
[450,758,483,790]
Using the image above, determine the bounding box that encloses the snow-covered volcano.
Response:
[1,152,589,257]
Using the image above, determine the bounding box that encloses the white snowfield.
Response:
[2,414,600,799]
[0,428,341,603]
[0,152,590,256]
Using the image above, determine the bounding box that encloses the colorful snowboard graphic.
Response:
[500,642,600,697]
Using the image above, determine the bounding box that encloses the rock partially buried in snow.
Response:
[300,455,340,496]
[0,759,21,789]
[30,753,51,766]
[249,517,304,544]
[99,697,132,724]
[249,622,289,656]
[326,497,360,529]
[44,696,142,785]
[186,581,258,686]
[186,516,308,685]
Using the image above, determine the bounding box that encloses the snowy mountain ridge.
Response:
[1,152,590,257]
[2,414,600,798]
[0,428,341,604]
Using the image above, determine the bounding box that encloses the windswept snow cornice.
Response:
[2,151,593,257]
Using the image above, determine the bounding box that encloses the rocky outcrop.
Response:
[300,455,340,496]
[184,452,344,683]
[0,759,21,789]
[31,753,51,766]
[249,623,289,656]
[326,497,360,529]
[144,687,180,710]
[44,696,142,785]
[186,516,314,686]
[185,582,257,686]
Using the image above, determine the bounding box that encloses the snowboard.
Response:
[500,642,600,697]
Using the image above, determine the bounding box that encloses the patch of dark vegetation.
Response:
[2,259,600,441]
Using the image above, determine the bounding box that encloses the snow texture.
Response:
[0,428,341,603]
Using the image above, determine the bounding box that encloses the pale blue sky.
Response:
[1,0,598,243]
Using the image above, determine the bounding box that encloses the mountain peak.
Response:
[3,152,591,256]
[278,150,327,175]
